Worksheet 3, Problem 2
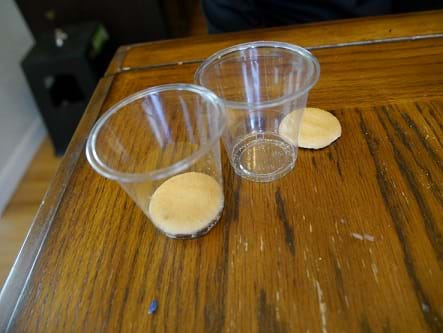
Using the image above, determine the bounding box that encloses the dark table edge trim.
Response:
[105,46,131,76]
[0,76,115,331]
[105,33,443,76]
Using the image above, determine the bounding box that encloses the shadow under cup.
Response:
[86,84,226,239]
[195,42,320,182]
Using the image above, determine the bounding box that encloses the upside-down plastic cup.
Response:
[86,84,226,239]
[195,41,320,182]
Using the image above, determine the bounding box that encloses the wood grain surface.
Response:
[108,38,443,110]
[106,10,443,74]
[9,100,443,332]
[2,14,443,333]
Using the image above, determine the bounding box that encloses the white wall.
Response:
[0,0,46,214]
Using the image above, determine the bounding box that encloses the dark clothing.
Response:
[203,0,443,33]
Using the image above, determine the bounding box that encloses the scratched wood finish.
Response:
[9,100,443,332]
[5,33,443,331]
[106,10,443,74]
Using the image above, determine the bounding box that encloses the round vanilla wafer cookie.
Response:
[279,107,341,149]
[149,172,224,236]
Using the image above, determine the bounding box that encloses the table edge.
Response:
[106,9,443,75]
[107,33,443,76]
[0,76,115,330]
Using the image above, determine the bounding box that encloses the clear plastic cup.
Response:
[195,41,320,182]
[86,84,226,239]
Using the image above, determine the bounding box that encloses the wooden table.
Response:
[1,10,442,332]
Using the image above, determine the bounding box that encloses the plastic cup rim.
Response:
[194,41,320,110]
[85,83,226,183]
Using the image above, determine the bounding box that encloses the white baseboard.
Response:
[0,118,46,215]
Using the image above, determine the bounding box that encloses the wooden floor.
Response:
[0,4,207,289]
[0,138,60,286]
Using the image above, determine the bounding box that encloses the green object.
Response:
[89,25,109,59]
